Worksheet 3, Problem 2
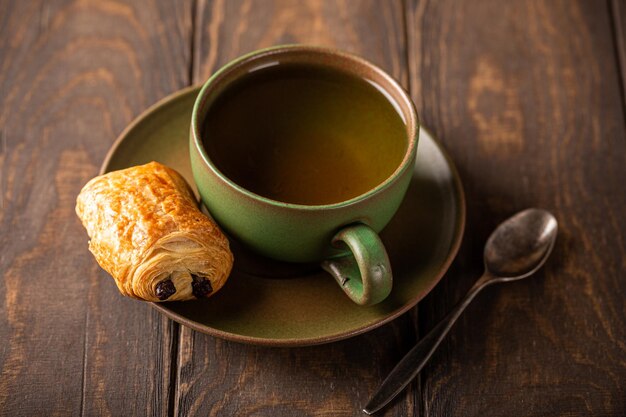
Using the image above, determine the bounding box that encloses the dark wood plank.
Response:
[192,0,408,86]
[176,325,418,417]
[0,0,191,414]
[407,0,626,415]
[610,0,626,117]
[175,1,418,416]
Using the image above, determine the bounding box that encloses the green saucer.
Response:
[101,86,466,347]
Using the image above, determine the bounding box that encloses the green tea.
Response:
[202,63,407,205]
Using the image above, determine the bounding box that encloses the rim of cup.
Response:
[191,44,419,211]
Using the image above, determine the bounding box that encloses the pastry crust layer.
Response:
[76,161,233,301]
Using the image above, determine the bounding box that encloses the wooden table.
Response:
[2,1,625,415]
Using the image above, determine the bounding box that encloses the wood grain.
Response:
[0,0,191,415]
[191,0,408,86]
[407,0,626,415]
[610,0,626,117]
[175,1,418,416]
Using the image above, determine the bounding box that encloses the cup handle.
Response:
[321,223,392,306]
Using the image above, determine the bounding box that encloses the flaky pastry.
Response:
[76,161,233,302]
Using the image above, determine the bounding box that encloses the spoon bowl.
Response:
[484,208,558,280]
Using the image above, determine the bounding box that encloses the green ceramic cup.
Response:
[190,45,419,306]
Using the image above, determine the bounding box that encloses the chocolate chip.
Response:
[191,274,213,298]
[155,279,176,301]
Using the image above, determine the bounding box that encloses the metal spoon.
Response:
[363,208,558,415]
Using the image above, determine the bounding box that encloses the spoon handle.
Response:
[363,272,493,415]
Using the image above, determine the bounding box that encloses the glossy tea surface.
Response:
[202,63,407,205]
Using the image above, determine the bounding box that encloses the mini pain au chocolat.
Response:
[75,161,233,302]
